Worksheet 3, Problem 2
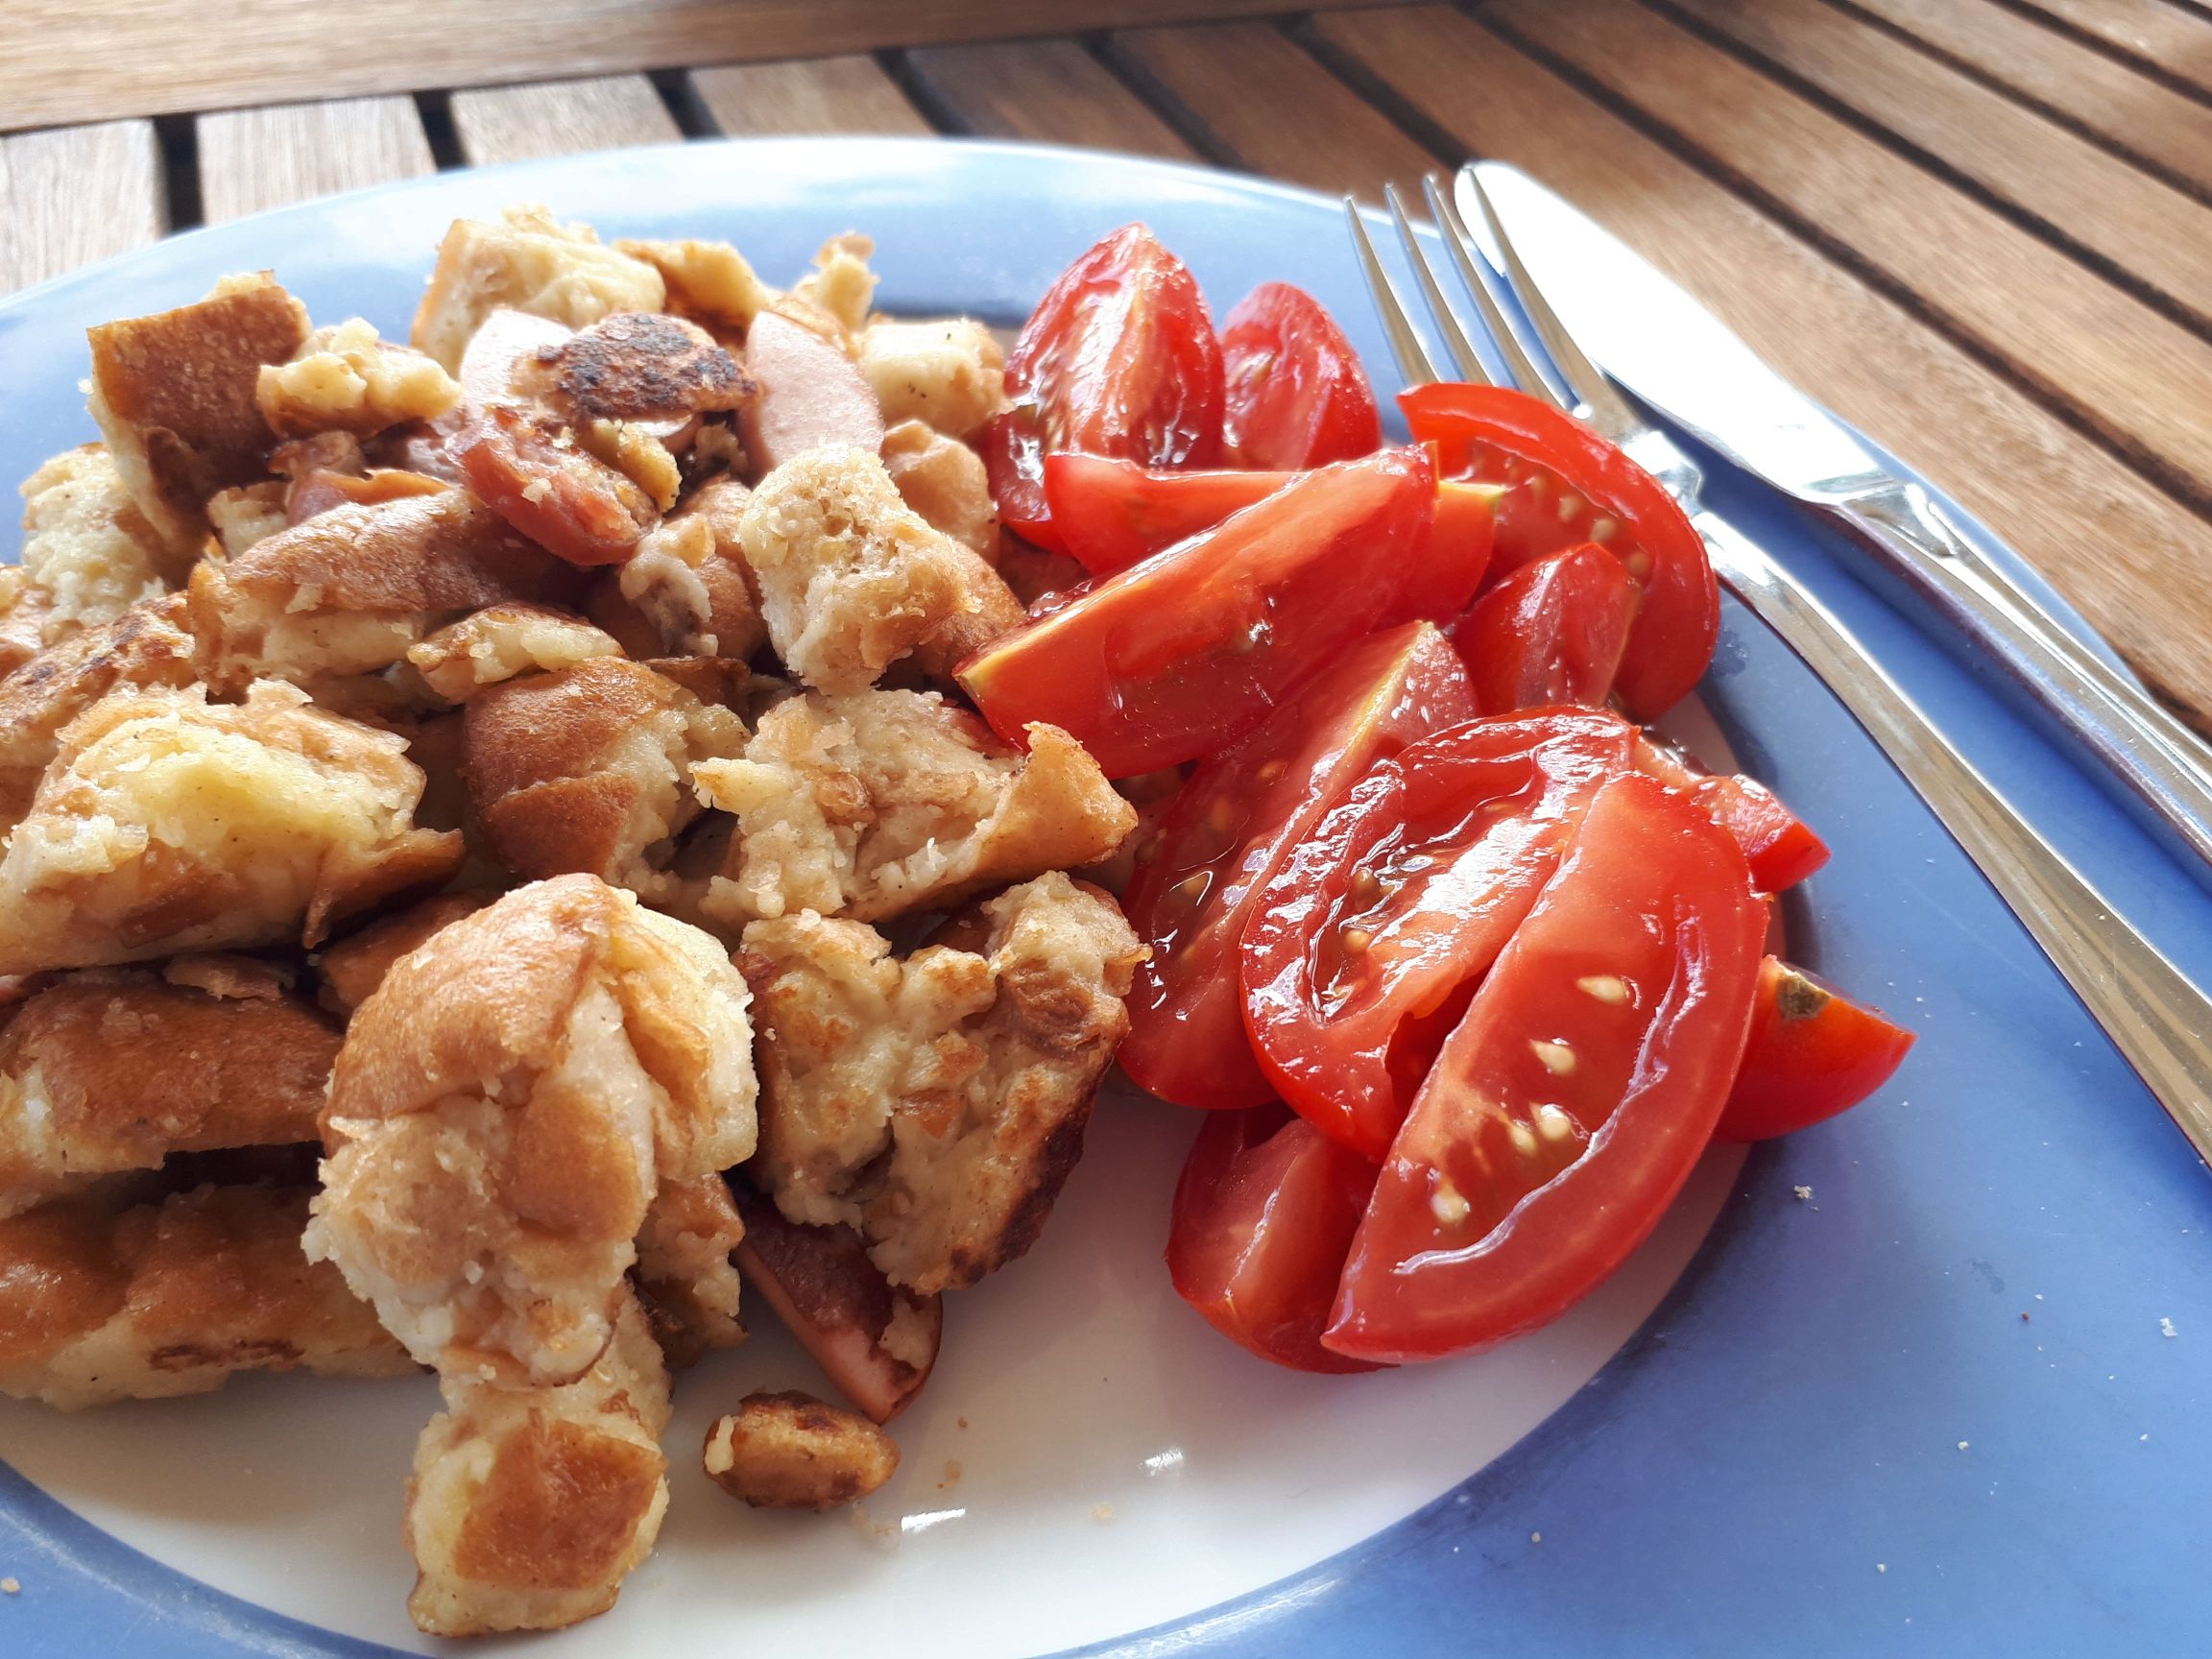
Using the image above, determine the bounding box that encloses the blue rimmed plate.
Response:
[4,137,2210,1658]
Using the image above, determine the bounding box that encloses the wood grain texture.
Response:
[902,38,1198,158]
[0,121,164,292]
[451,75,682,166]
[688,54,929,135]
[1664,0,2212,327]
[1842,0,2212,198]
[1484,0,2212,515]
[1109,21,1435,199]
[0,0,1404,132]
[198,97,434,224]
[1312,5,2212,723]
[2008,0,2212,93]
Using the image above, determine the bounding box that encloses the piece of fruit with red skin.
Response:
[1385,479,1501,628]
[1402,383,1717,719]
[984,225,1224,551]
[1166,1103,1386,1374]
[1634,732,1830,894]
[1714,957,1914,1142]
[1218,281,1382,470]
[1118,621,1477,1111]
[1045,456,1289,577]
[1241,709,1638,1161]
[957,446,1437,778]
[448,403,656,566]
[1325,771,1767,1364]
[1450,541,1638,713]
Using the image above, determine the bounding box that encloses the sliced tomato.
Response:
[1451,541,1638,713]
[448,404,654,566]
[1715,957,1913,1142]
[1166,1104,1385,1374]
[1326,772,1765,1363]
[984,225,1224,551]
[1218,282,1382,470]
[1241,709,1637,1161]
[1118,621,1476,1110]
[1385,479,1501,628]
[958,447,1435,777]
[1402,383,1717,719]
[1634,732,1829,893]
[1044,456,1288,577]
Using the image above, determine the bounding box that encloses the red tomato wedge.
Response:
[1241,709,1638,1161]
[1218,282,1382,470]
[1044,456,1288,577]
[958,446,1436,778]
[1634,733,1830,894]
[1386,479,1501,628]
[1451,542,1638,713]
[1715,958,1913,1142]
[1166,1104,1385,1374]
[1119,621,1477,1109]
[1325,772,1766,1363]
[448,404,655,566]
[984,225,1223,550]
[1402,383,1717,719]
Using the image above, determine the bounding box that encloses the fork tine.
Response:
[1343,197,1445,388]
[1423,174,1567,407]
[1455,164,1640,432]
[1382,182,1488,384]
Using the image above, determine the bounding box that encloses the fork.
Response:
[1349,169,2212,1164]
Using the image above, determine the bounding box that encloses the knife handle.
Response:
[1695,506,2212,1165]
[1823,479,2212,874]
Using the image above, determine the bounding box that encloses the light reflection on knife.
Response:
[1471,162,2212,877]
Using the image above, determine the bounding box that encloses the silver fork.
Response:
[1349,171,2212,1164]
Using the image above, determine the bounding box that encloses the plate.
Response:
[5,137,2212,1658]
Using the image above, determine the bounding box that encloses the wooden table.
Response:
[7,0,2212,728]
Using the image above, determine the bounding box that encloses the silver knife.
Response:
[1469,163,2212,878]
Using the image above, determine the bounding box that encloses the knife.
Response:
[1468,162,2212,878]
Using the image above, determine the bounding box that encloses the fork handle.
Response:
[1696,508,2212,1162]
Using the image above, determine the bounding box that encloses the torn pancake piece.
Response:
[411,205,665,374]
[703,1390,898,1510]
[12,445,186,654]
[633,1173,747,1367]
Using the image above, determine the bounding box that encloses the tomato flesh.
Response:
[1218,281,1382,470]
[1119,620,1477,1109]
[1402,383,1717,719]
[1451,541,1637,712]
[1634,733,1829,893]
[984,225,1223,551]
[1241,709,1637,1160]
[1715,957,1913,1142]
[1326,772,1765,1363]
[1166,1104,1385,1374]
[1044,456,1289,577]
[1385,479,1500,628]
[958,446,1435,778]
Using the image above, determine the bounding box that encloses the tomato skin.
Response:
[1044,456,1289,577]
[448,405,655,566]
[1451,542,1638,712]
[1401,383,1717,719]
[1385,479,1500,628]
[1119,621,1477,1110]
[1219,282,1382,470]
[1633,733,1830,893]
[984,225,1224,551]
[1166,1104,1386,1374]
[1326,772,1765,1363]
[958,447,1436,778]
[1241,709,1637,1160]
[1715,958,1913,1142]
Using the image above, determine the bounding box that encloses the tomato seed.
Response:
[1530,1040,1577,1076]
[1575,974,1629,1004]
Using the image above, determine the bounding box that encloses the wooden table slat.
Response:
[450,74,682,167]
[1109,20,1436,200]
[1312,4,2212,725]
[687,54,930,136]
[1842,0,2212,201]
[197,95,434,224]
[1482,0,2212,518]
[1664,0,2212,331]
[2008,0,2212,94]
[903,39,1198,159]
[0,0,1406,134]
[0,121,164,292]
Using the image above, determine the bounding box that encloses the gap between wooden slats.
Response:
[0,121,165,292]
[1308,4,2212,726]
[1838,0,2212,203]
[899,38,1198,158]
[686,55,930,135]
[449,74,682,166]
[196,97,434,224]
